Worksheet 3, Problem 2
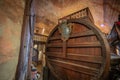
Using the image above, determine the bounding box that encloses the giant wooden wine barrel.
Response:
[45,18,110,80]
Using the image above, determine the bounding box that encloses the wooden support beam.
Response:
[15,0,35,80]
[63,41,67,57]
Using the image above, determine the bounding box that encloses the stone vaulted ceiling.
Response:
[1,0,120,36]
[34,0,120,36]
[35,0,105,35]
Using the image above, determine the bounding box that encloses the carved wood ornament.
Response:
[58,21,72,41]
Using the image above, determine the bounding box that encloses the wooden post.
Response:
[15,0,35,80]
[27,40,33,80]
[63,41,67,57]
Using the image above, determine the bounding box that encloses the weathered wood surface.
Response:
[15,0,35,80]
[45,18,110,80]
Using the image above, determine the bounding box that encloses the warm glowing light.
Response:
[100,24,105,27]
[34,44,37,49]
[42,28,45,34]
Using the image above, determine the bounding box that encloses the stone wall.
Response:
[0,0,25,80]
